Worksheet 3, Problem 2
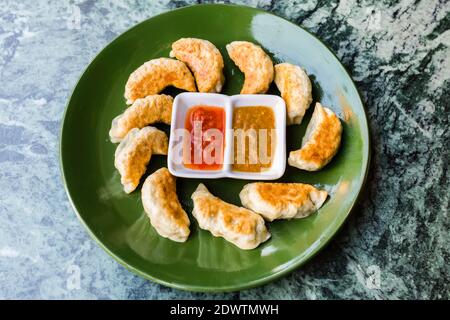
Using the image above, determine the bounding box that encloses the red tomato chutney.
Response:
[184,105,225,170]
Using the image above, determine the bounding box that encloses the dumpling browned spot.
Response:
[170,38,225,93]
[114,127,168,193]
[239,182,328,221]
[124,58,196,104]
[288,103,342,171]
[191,184,270,250]
[109,94,173,143]
[274,63,312,125]
[141,168,190,242]
[226,41,274,94]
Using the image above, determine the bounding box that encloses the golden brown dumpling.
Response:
[109,95,173,143]
[170,38,225,93]
[141,168,190,242]
[274,63,312,125]
[114,127,168,193]
[124,58,196,104]
[288,103,342,171]
[226,41,274,94]
[191,184,270,250]
[240,182,328,221]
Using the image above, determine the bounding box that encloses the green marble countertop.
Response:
[0,0,448,299]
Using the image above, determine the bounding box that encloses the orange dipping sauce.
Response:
[184,105,225,170]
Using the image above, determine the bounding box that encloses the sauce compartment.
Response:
[168,93,286,180]
[168,93,231,179]
[184,105,226,171]
[232,106,275,173]
[228,94,286,180]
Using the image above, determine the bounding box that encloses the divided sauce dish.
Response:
[168,92,286,180]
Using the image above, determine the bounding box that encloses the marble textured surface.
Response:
[0,0,448,300]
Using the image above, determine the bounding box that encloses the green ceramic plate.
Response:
[60,4,370,292]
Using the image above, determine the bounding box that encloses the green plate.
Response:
[60,4,370,292]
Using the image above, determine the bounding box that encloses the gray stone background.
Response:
[0,0,448,299]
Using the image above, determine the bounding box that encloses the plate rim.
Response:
[60,3,371,292]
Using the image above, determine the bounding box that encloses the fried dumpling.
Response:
[274,63,313,125]
[191,184,270,250]
[109,95,173,143]
[226,41,274,94]
[115,127,168,193]
[288,103,342,171]
[170,38,225,93]
[141,168,190,242]
[239,182,328,221]
[124,58,196,104]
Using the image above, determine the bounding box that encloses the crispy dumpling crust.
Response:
[114,127,168,193]
[274,63,313,125]
[240,182,328,221]
[141,168,190,242]
[288,103,342,171]
[109,95,173,143]
[124,58,196,104]
[226,41,274,94]
[191,184,270,250]
[170,38,225,93]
